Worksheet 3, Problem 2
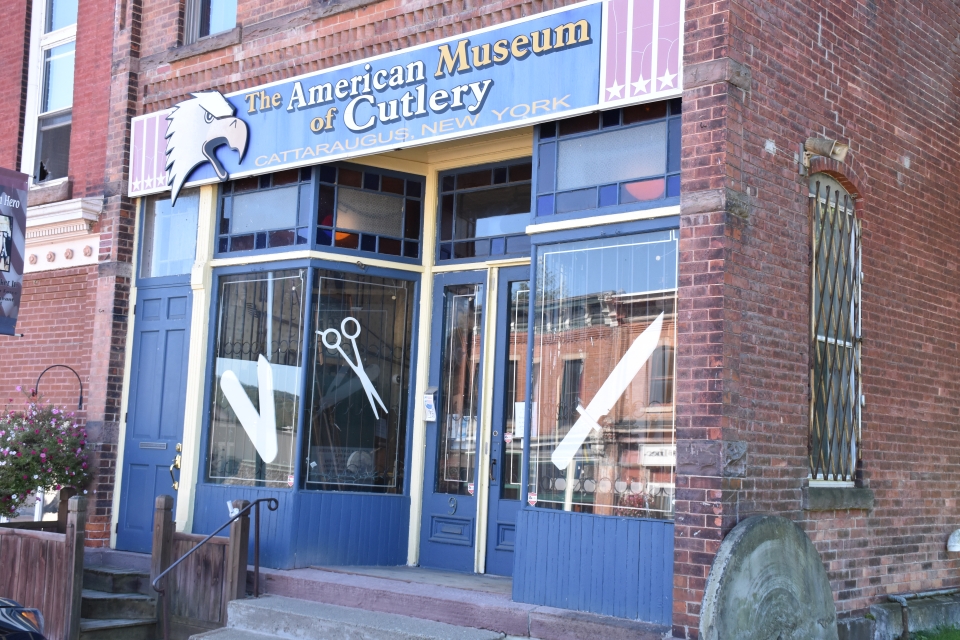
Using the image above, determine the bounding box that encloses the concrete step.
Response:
[251,567,668,640]
[84,566,154,596]
[200,595,506,640]
[79,618,157,640]
[189,630,276,640]
[80,590,157,620]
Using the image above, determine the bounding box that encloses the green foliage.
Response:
[915,627,960,640]
[0,398,91,516]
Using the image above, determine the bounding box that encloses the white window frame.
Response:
[21,0,77,187]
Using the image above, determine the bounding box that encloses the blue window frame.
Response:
[535,98,681,220]
[436,160,533,262]
[316,164,424,260]
[216,164,425,262]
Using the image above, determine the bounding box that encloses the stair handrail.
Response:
[152,497,279,640]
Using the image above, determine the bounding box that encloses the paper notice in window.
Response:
[512,402,537,438]
[423,393,437,422]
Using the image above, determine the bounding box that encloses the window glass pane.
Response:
[35,113,71,182]
[141,189,200,278]
[556,122,666,191]
[231,186,298,234]
[502,281,529,500]
[304,273,413,492]
[208,270,305,487]
[46,0,78,32]
[528,231,678,518]
[200,0,237,37]
[42,42,75,114]
[455,184,531,239]
[335,187,404,237]
[436,284,483,495]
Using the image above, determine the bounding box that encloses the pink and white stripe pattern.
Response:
[600,0,683,105]
[129,109,173,197]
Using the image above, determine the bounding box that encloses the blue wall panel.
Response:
[192,485,409,569]
[192,484,297,569]
[512,509,674,627]
[294,492,409,568]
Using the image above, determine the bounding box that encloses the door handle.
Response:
[169,443,182,491]
[490,458,497,484]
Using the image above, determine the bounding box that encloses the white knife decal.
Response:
[551,312,664,470]
[220,354,279,464]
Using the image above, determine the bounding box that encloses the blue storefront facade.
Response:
[115,0,683,627]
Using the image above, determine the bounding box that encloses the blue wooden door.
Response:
[484,267,529,576]
[419,271,487,572]
[116,283,192,552]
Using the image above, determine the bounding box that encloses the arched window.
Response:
[809,174,861,482]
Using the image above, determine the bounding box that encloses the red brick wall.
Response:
[672,0,960,637]
[0,0,31,171]
[70,0,115,197]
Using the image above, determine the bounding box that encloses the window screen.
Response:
[536,99,681,217]
[809,174,860,482]
[527,230,678,519]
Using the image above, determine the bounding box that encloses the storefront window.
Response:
[303,271,414,492]
[437,161,532,261]
[535,99,681,217]
[140,189,200,278]
[208,270,305,487]
[317,164,424,259]
[527,231,678,518]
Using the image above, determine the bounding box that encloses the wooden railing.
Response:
[0,496,86,640]
[150,495,270,640]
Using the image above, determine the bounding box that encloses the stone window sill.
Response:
[802,485,874,511]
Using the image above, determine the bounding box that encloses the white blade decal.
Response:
[551,312,665,471]
[221,354,279,463]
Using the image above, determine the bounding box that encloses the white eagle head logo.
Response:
[165,91,249,204]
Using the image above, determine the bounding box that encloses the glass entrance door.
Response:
[419,271,486,572]
[419,267,530,574]
[483,267,529,576]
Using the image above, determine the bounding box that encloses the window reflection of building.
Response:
[529,231,678,519]
[436,285,483,495]
[501,281,529,500]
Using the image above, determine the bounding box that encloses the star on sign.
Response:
[606,81,624,99]
[632,76,650,94]
[132,179,141,192]
[658,70,677,89]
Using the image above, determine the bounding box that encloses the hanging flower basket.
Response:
[0,394,91,517]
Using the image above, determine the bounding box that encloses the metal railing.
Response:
[151,497,279,640]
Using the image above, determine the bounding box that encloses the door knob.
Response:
[169,443,182,491]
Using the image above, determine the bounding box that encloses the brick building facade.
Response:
[3,0,960,637]
[0,0,132,548]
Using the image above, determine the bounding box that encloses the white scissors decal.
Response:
[318,317,389,419]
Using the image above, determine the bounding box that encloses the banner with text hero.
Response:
[129,0,683,198]
[0,168,27,336]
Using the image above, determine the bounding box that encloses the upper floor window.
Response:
[29,0,77,183]
[535,99,681,218]
[185,0,237,44]
[45,0,78,33]
[437,160,532,262]
[809,174,861,483]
